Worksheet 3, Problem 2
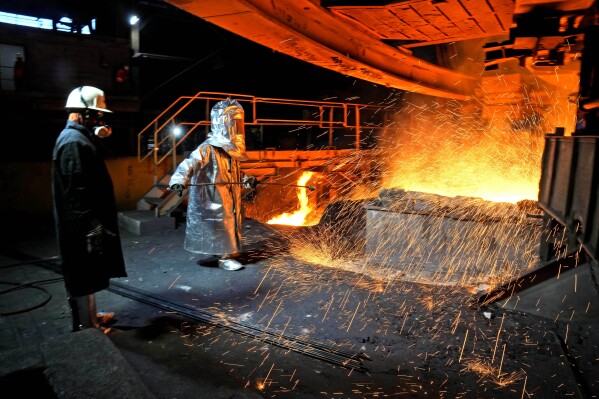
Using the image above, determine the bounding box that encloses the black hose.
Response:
[0,277,63,316]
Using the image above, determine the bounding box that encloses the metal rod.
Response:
[478,250,583,306]
[186,182,316,191]
[107,281,368,371]
[6,249,367,370]
[258,182,316,191]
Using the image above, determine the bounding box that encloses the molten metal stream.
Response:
[267,171,316,226]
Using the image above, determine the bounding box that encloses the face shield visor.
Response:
[206,98,247,160]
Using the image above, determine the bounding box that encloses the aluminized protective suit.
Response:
[169,98,247,255]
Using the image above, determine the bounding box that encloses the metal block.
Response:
[118,210,176,236]
[364,199,541,286]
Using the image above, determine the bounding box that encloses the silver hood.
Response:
[204,98,247,161]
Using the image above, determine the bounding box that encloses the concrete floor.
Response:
[1,210,598,399]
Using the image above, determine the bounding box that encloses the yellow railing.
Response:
[137,91,398,181]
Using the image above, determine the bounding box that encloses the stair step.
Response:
[118,210,176,235]
[143,196,163,205]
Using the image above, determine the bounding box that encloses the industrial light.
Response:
[129,15,139,26]
[172,126,182,137]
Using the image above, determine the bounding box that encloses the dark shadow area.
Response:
[107,315,265,398]
[240,239,289,264]
[1,369,58,398]
[194,237,289,268]
[196,257,219,268]
[129,315,190,340]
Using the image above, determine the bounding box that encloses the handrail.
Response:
[137,91,399,181]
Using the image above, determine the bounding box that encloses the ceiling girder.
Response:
[166,0,479,100]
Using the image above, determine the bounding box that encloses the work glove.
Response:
[243,176,257,189]
[170,184,186,197]
[86,224,116,256]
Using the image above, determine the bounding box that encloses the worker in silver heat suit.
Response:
[169,98,256,271]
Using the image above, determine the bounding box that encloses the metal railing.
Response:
[137,91,399,182]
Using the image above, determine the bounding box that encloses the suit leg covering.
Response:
[68,294,99,331]
[67,297,81,332]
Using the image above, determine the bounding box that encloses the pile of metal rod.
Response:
[7,251,368,371]
[108,280,369,372]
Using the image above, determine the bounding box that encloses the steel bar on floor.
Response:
[108,280,369,372]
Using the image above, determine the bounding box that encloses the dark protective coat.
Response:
[52,120,126,297]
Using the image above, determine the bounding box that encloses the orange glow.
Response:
[376,70,579,204]
[382,133,544,203]
[267,172,315,226]
[381,108,546,204]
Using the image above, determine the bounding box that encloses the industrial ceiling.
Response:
[165,0,597,100]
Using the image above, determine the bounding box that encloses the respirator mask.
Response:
[92,121,112,139]
[85,110,112,138]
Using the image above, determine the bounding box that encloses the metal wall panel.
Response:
[550,139,574,220]
[538,135,599,260]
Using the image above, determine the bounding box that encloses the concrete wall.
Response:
[0,157,171,217]
[0,23,130,94]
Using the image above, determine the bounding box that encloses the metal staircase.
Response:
[136,169,187,217]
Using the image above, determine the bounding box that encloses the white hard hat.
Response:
[65,86,112,113]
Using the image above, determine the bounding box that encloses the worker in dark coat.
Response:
[52,86,127,331]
